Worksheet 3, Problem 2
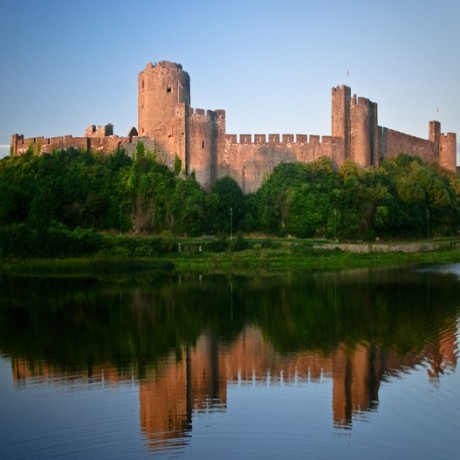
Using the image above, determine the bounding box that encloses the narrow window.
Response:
[202,141,205,149]
[142,80,144,89]
[166,86,171,93]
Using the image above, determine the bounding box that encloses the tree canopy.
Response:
[0,145,459,258]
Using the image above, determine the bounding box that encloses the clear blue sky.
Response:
[1,0,459,163]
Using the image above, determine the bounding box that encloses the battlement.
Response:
[85,123,113,137]
[351,95,372,107]
[188,107,226,118]
[11,132,126,156]
[143,61,183,72]
[225,133,336,145]
[332,84,351,93]
[17,135,83,146]
[155,61,183,70]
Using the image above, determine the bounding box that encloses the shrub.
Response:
[230,232,248,252]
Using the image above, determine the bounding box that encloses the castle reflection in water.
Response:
[9,321,457,449]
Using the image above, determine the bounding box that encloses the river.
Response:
[1,264,459,459]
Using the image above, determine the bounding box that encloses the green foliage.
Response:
[230,232,249,251]
[205,236,229,253]
[209,176,245,234]
[0,149,459,259]
[2,266,458,375]
[174,155,182,176]
[252,158,342,236]
[0,222,102,258]
[97,235,175,258]
[251,155,460,240]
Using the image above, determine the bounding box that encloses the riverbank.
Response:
[171,242,460,274]
[2,237,460,277]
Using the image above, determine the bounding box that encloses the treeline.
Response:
[253,155,460,239]
[0,143,459,257]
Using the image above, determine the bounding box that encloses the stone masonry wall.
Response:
[128,103,187,172]
[220,134,344,193]
[379,127,437,163]
[12,134,122,156]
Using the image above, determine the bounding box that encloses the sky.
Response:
[1,0,459,162]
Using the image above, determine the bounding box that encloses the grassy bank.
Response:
[1,237,460,277]
[0,258,174,277]
[170,245,460,274]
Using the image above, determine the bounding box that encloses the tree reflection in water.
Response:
[0,266,458,448]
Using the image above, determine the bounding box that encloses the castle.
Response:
[11,60,457,193]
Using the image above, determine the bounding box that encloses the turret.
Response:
[429,120,441,157]
[331,85,351,163]
[439,132,457,173]
[10,133,24,156]
[350,96,379,167]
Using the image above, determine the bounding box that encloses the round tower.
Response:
[439,132,457,173]
[138,61,191,136]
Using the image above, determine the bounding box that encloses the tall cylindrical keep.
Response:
[138,61,191,136]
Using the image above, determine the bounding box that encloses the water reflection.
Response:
[1,265,459,454]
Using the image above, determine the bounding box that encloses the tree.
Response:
[209,177,245,234]
[171,177,205,236]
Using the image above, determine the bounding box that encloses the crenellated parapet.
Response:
[224,133,339,146]
[11,134,89,156]
[85,123,113,138]
[11,131,125,157]
[221,133,345,193]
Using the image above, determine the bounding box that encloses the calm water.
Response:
[1,265,460,459]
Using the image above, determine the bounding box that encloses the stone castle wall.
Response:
[10,61,457,193]
[12,133,122,155]
[379,127,437,163]
[220,134,344,193]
